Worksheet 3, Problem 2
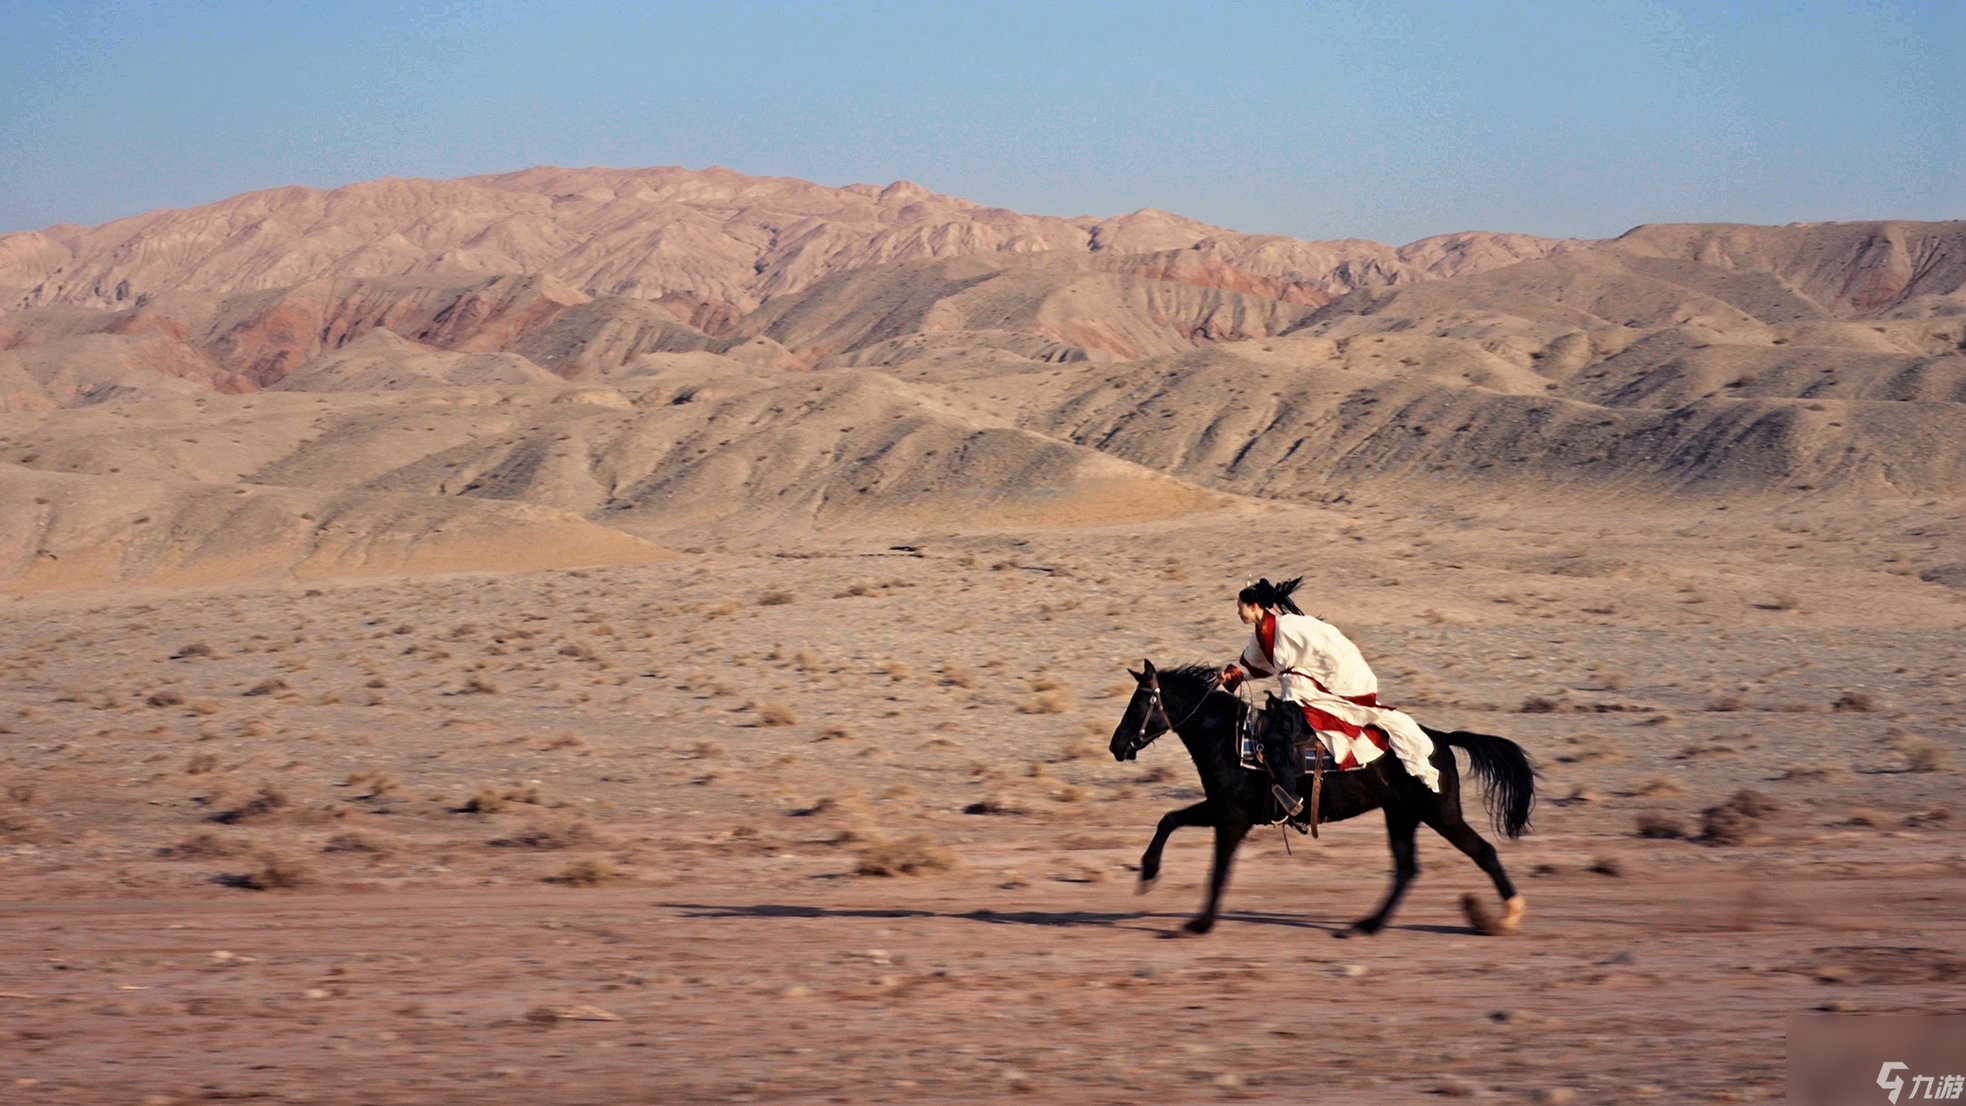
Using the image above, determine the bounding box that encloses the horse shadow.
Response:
[663,902,1478,937]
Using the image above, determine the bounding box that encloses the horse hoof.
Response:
[1181,917,1214,935]
[1134,878,1157,896]
[1463,892,1525,936]
[1340,921,1380,939]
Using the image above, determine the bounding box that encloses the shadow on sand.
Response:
[663,902,1479,937]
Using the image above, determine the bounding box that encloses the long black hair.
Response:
[1237,576,1304,615]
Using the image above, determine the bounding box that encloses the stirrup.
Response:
[1271,783,1304,819]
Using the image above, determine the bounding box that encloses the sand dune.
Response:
[0,462,673,592]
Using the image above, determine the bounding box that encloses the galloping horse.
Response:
[1109,660,1534,936]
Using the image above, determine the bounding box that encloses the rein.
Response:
[1132,671,1211,751]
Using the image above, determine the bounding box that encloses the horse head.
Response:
[1109,659,1173,762]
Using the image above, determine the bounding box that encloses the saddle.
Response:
[1237,694,1365,775]
[1239,694,1359,837]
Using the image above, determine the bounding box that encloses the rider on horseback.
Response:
[1220,577,1443,820]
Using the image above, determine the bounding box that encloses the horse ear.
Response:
[1141,658,1157,676]
[1128,668,1145,684]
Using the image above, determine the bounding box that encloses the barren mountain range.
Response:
[1,165,1962,588]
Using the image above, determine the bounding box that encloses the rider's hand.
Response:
[1219,664,1242,690]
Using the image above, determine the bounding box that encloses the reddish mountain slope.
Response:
[0,166,1581,318]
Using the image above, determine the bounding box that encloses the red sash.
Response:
[1293,675,1388,769]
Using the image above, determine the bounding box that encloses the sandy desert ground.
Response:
[1,171,1963,1103]
[3,493,1963,1104]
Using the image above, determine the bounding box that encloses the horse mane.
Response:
[1156,663,1224,698]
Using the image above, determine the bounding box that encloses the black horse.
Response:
[1109,660,1535,937]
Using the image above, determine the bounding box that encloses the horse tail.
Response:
[1436,729,1535,840]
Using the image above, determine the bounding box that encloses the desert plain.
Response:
[1,169,1963,1104]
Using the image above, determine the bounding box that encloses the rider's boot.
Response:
[1271,782,1306,819]
[1263,729,1307,823]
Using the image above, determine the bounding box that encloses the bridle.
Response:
[1126,670,1211,757]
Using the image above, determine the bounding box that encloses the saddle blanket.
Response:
[1238,727,1382,774]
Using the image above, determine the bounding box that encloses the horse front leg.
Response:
[1182,820,1250,935]
[1139,800,1214,890]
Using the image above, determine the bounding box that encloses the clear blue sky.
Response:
[2,1,1959,244]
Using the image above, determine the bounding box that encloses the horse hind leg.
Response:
[1430,806,1526,936]
[1346,805,1419,937]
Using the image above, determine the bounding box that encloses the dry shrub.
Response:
[1707,694,1748,713]
[1630,776,1682,797]
[343,771,397,799]
[322,831,393,856]
[1029,677,1064,693]
[173,642,217,659]
[856,833,956,877]
[1905,809,1951,829]
[463,786,509,813]
[1635,812,1687,839]
[212,785,290,825]
[1587,856,1624,877]
[962,796,1021,815]
[160,831,249,858]
[1702,790,1780,845]
[938,665,976,688]
[812,727,851,743]
[542,733,586,751]
[758,591,795,606]
[146,689,185,708]
[1555,736,1625,764]
[791,650,826,674]
[185,752,221,775]
[880,660,910,681]
[0,810,49,843]
[1053,785,1088,804]
[552,858,619,886]
[1778,764,1850,782]
[1054,739,1099,762]
[879,784,913,799]
[244,678,289,697]
[1833,692,1877,713]
[189,698,222,717]
[689,740,725,759]
[1887,733,1950,773]
[1018,691,1068,715]
[492,820,601,850]
[1520,696,1559,714]
[239,853,314,890]
[794,794,863,818]
[6,782,35,804]
[754,702,798,727]
[459,676,500,695]
[1837,808,1890,827]
[450,623,480,638]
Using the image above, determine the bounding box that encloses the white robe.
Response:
[1235,612,1441,792]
